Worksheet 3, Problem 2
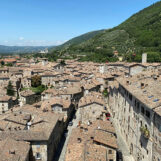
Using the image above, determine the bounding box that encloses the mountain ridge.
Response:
[0,45,54,54]
[51,1,161,62]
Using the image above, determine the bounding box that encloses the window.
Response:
[135,100,137,107]
[155,136,158,142]
[159,125,161,132]
[141,106,145,114]
[159,141,161,148]
[36,153,41,160]
[140,121,142,127]
[129,94,132,101]
[108,150,112,154]
[137,102,140,110]
[140,141,143,148]
[146,110,150,118]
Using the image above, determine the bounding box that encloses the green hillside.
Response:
[54,29,105,50]
[51,1,161,63]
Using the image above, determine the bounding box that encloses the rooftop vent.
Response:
[153,99,159,102]
[77,138,82,143]
[23,114,31,121]
[141,83,145,89]
[148,95,154,99]
[126,81,130,85]
[91,136,94,140]
[153,76,157,80]
[143,90,147,93]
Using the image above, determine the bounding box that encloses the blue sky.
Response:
[0,0,160,46]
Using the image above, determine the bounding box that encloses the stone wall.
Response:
[109,84,154,161]
[79,103,104,124]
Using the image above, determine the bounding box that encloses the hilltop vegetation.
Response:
[55,30,105,50]
[50,1,161,63]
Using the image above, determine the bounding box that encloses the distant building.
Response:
[0,96,13,114]
[19,90,40,106]
[0,58,17,65]
[39,48,48,54]
[142,53,147,64]
[128,64,146,76]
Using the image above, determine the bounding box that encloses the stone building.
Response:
[0,96,13,114]
[128,64,146,76]
[108,75,161,161]
[19,90,40,106]
[78,92,105,124]
[0,105,65,161]
[40,97,74,125]
[65,120,118,161]
[82,79,101,96]
[0,137,31,161]
[0,67,9,74]
[21,77,32,88]
[41,83,83,108]
[153,107,161,161]
[41,72,61,87]
[0,74,9,86]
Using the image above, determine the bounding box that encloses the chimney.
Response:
[141,83,145,89]
[77,138,82,143]
[126,81,130,85]
[142,53,147,64]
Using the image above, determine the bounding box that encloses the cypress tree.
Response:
[7,81,14,96]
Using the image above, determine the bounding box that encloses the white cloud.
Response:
[19,37,24,41]
[4,40,8,43]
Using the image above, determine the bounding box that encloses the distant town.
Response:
[0,53,160,161]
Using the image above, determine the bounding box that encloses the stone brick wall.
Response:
[79,103,104,124]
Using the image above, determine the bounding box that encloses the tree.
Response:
[7,81,14,96]
[31,75,41,87]
[60,60,66,66]
[6,63,13,67]
[1,61,4,66]
[103,89,108,97]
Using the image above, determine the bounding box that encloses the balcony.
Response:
[140,126,150,139]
